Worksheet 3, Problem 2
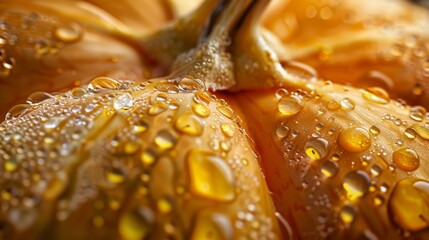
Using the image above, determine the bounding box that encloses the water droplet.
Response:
[389,178,429,231]
[193,91,211,105]
[370,164,383,177]
[191,212,233,240]
[217,106,234,119]
[3,57,15,70]
[88,77,121,92]
[340,98,355,110]
[339,127,371,152]
[113,93,134,111]
[276,126,289,138]
[369,126,380,136]
[304,137,329,160]
[175,112,203,136]
[321,160,339,177]
[340,205,357,224]
[186,149,235,202]
[43,117,64,131]
[326,100,341,110]
[220,123,235,138]
[157,197,172,214]
[4,159,18,172]
[148,101,168,115]
[178,78,205,92]
[5,104,31,120]
[119,207,154,240]
[404,128,417,139]
[192,103,210,117]
[409,106,426,122]
[412,124,429,140]
[54,22,82,43]
[275,88,289,99]
[392,148,420,171]
[70,87,87,99]
[361,87,389,104]
[278,95,304,117]
[373,195,384,206]
[154,130,176,151]
[343,170,370,200]
[140,149,157,166]
[26,91,54,104]
[107,168,125,184]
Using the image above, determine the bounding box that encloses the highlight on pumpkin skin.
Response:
[0,77,281,239]
[227,79,429,239]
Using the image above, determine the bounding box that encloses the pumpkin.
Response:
[0,0,428,239]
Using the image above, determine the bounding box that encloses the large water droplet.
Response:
[304,137,329,160]
[278,95,304,117]
[186,149,235,202]
[340,98,355,110]
[5,104,31,120]
[343,170,370,200]
[339,127,371,152]
[389,178,429,231]
[191,211,233,240]
[154,130,176,151]
[54,22,83,43]
[175,112,203,136]
[361,87,389,104]
[88,77,121,92]
[321,160,339,177]
[26,91,54,104]
[119,207,154,240]
[392,148,420,171]
[340,205,357,224]
[178,78,205,92]
[412,124,429,140]
[192,103,210,117]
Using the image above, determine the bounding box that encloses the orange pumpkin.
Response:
[0,0,428,239]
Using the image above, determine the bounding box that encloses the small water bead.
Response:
[389,178,429,231]
[191,212,233,240]
[373,195,384,207]
[278,95,304,117]
[404,127,417,139]
[411,124,429,140]
[133,120,149,134]
[157,197,172,214]
[192,103,210,117]
[5,104,31,120]
[154,130,177,151]
[178,78,205,92]
[43,117,64,131]
[343,170,370,200]
[3,57,15,70]
[392,148,420,171]
[361,87,389,104]
[193,91,211,105]
[339,127,371,153]
[54,22,83,43]
[113,93,134,111]
[4,159,19,172]
[409,106,426,122]
[304,137,329,160]
[340,98,355,110]
[107,168,125,184]
[412,84,424,96]
[276,126,289,138]
[275,88,289,99]
[217,106,234,119]
[369,126,380,136]
[186,149,235,202]
[220,123,235,138]
[175,112,203,136]
[326,100,341,110]
[148,101,168,115]
[119,207,154,240]
[26,91,54,104]
[88,77,122,92]
[340,205,357,224]
[321,160,339,177]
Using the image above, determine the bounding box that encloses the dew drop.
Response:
[192,103,210,117]
[5,104,31,120]
[361,87,389,104]
[340,205,357,224]
[326,100,341,110]
[186,149,235,202]
[409,106,426,122]
[88,77,121,92]
[278,95,304,117]
[343,170,370,200]
[54,22,83,43]
[369,126,380,136]
[220,123,235,138]
[282,61,318,82]
[370,164,383,177]
[340,98,355,110]
[154,130,176,151]
[304,137,329,160]
[140,149,157,166]
[321,160,339,177]
[339,127,371,152]
[26,91,54,104]
[276,126,289,138]
[392,148,420,172]
[175,112,203,136]
[412,124,429,140]
[275,88,289,99]
[191,212,233,240]
[113,93,134,111]
[178,78,205,92]
[148,101,168,115]
[157,197,172,214]
[404,128,417,139]
[217,106,234,119]
[119,207,154,240]
[70,87,87,99]
[107,168,125,184]
[389,178,429,231]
